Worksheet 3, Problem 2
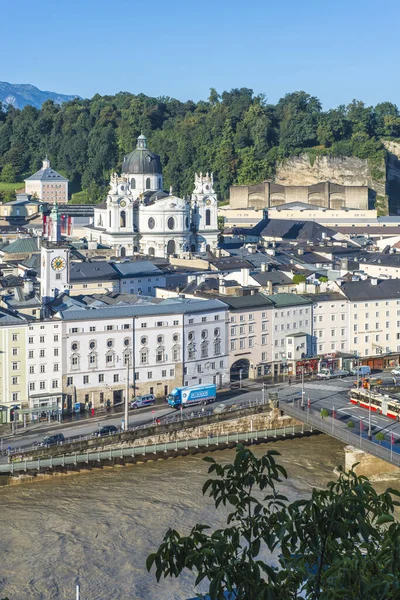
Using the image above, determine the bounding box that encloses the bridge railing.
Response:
[282,403,400,467]
[0,423,312,475]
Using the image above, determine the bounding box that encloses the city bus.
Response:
[349,388,400,420]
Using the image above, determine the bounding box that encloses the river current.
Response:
[0,436,395,600]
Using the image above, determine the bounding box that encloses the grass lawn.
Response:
[0,181,24,192]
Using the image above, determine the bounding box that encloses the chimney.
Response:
[219,279,226,295]
[23,279,34,295]
[371,277,378,286]
[241,267,249,286]
[297,247,304,256]
[321,232,326,240]
[261,262,267,272]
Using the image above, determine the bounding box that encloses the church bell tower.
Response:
[41,202,70,305]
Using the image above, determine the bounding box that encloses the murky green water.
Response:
[0,436,389,600]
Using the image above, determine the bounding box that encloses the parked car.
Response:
[41,433,65,447]
[391,368,400,376]
[332,369,350,378]
[130,394,156,409]
[317,369,332,380]
[93,425,118,437]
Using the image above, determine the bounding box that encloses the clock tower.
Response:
[41,203,70,305]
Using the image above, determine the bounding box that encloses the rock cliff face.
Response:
[274,153,389,214]
[383,141,400,214]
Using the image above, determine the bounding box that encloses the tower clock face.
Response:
[205,199,211,206]
[120,200,127,208]
[51,256,67,272]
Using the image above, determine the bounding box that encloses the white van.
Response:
[351,365,371,377]
[130,394,156,409]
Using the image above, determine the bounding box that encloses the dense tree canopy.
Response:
[0,89,396,202]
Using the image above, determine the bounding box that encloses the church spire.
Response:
[43,155,50,169]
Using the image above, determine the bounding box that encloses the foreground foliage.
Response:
[147,445,400,599]
[0,90,397,202]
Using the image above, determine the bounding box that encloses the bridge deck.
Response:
[3,424,313,476]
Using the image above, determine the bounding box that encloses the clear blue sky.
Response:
[1,0,399,109]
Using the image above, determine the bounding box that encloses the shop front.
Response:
[319,353,340,372]
[361,353,400,371]
[295,358,319,376]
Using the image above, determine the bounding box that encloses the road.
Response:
[3,376,400,458]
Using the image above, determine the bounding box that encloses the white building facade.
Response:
[86,135,219,258]
[57,298,229,408]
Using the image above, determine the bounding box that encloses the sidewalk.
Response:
[0,380,286,442]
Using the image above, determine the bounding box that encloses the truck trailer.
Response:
[167,384,217,409]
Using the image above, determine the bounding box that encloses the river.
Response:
[0,436,396,600]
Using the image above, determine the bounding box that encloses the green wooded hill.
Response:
[0,89,399,203]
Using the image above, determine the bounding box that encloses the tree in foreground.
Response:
[147,445,400,599]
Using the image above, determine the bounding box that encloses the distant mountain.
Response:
[0,81,81,109]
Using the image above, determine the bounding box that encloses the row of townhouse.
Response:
[0,297,230,418]
[3,279,400,421]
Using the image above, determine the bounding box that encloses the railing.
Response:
[0,424,312,475]
[9,397,272,457]
[282,403,400,467]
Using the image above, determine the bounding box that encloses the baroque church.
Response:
[85,135,219,258]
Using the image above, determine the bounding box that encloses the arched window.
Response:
[120,210,126,228]
[146,177,151,189]
[214,339,221,356]
[206,209,211,226]
[201,340,208,359]
[131,177,136,189]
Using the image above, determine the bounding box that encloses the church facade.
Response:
[85,135,219,258]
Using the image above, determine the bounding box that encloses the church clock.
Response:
[51,256,67,272]
[119,200,127,208]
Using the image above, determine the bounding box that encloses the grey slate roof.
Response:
[212,294,275,310]
[303,292,347,303]
[251,271,293,286]
[122,135,162,176]
[58,298,227,321]
[0,237,40,254]
[0,307,27,325]
[69,261,120,281]
[340,279,400,301]
[253,218,338,243]
[112,261,162,277]
[25,166,67,182]
[266,293,313,308]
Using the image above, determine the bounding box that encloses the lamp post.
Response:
[124,356,129,432]
[368,385,372,441]
[239,368,243,389]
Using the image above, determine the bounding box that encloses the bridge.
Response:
[281,402,400,471]
[0,400,316,482]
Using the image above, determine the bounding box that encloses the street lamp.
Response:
[124,355,130,432]
[368,385,372,440]
[239,368,243,389]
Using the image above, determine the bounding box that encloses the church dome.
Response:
[122,134,162,175]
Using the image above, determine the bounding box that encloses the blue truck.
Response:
[167,384,217,409]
